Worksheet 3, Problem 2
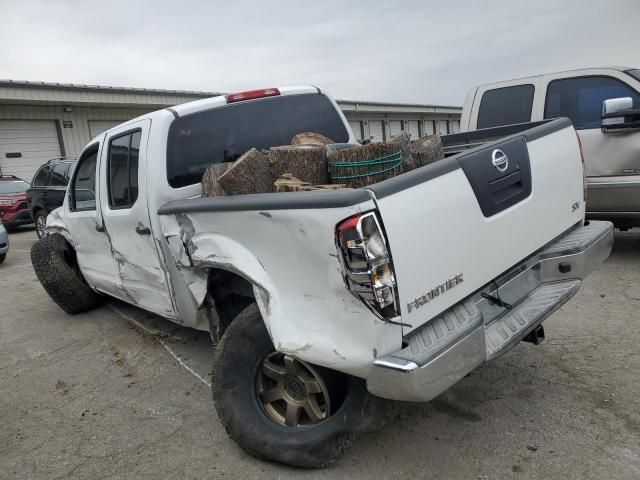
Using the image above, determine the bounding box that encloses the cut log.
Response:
[291,132,334,146]
[274,173,346,192]
[325,143,358,156]
[327,142,404,188]
[218,148,274,195]
[389,131,415,172]
[274,174,312,192]
[410,134,444,169]
[201,162,233,197]
[268,145,329,185]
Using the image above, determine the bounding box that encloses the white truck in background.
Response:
[459,67,640,229]
[31,86,613,467]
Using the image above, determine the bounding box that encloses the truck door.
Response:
[99,120,176,318]
[541,73,640,215]
[64,143,121,297]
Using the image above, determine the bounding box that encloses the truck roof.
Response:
[92,85,322,141]
[474,66,636,89]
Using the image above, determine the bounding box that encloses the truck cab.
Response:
[461,67,640,229]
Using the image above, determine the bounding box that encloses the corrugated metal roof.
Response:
[336,98,461,110]
[0,79,461,111]
[0,79,220,97]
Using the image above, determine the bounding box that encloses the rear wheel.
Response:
[31,233,103,314]
[212,304,378,468]
[34,211,47,239]
[0,253,5,264]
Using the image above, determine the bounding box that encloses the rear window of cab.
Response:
[166,93,349,188]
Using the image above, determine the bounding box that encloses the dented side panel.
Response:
[99,119,176,318]
[159,200,403,379]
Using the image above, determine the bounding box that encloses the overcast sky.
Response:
[1,0,638,105]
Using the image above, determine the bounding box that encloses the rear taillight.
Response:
[575,131,587,202]
[225,88,280,103]
[336,212,398,318]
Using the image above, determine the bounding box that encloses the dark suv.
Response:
[27,158,77,238]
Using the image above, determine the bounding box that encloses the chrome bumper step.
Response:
[485,280,580,359]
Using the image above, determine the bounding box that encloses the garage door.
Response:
[406,120,420,139]
[436,120,449,135]
[349,120,363,141]
[0,120,62,181]
[450,120,460,133]
[423,120,435,136]
[389,120,403,138]
[88,120,125,139]
[368,121,385,143]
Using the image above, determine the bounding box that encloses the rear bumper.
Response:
[367,220,614,402]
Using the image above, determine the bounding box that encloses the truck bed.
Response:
[158,117,584,377]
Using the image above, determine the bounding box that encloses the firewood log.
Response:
[218,148,274,195]
[389,131,415,171]
[291,132,334,146]
[327,142,404,188]
[201,162,232,197]
[268,145,328,185]
[274,174,312,192]
[410,134,444,169]
[274,173,346,192]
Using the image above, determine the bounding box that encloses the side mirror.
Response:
[601,97,640,133]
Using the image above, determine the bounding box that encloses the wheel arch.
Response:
[205,267,257,341]
[43,207,74,245]
[171,230,278,342]
[30,204,45,218]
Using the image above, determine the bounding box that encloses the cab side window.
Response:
[32,166,51,187]
[108,131,140,209]
[477,84,535,129]
[544,76,640,129]
[71,150,98,211]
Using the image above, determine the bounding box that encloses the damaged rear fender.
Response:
[164,229,281,338]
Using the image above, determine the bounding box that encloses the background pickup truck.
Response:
[31,86,613,468]
[460,66,640,229]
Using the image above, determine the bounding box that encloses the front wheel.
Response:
[212,304,377,468]
[31,233,103,314]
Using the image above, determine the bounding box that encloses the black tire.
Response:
[34,210,47,239]
[0,253,5,264]
[31,233,103,314]
[212,303,379,468]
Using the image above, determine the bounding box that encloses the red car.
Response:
[0,175,32,229]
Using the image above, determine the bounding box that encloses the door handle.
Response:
[135,225,151,235]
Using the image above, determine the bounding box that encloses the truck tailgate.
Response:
[369,119,585,333]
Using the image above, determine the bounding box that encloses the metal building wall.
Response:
[0,104,153,156]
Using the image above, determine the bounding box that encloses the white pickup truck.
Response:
[460,67,640,229]
[31,86,613,467]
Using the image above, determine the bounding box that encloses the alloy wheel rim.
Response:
[256,352,331,428]
[36,216,46,237]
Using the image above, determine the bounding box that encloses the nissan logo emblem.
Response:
[491,149,509,173]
